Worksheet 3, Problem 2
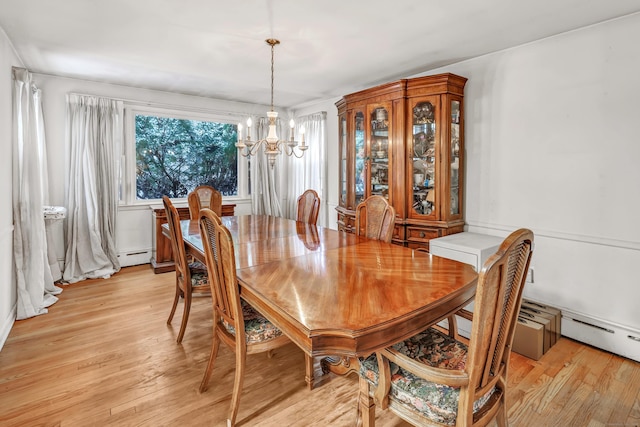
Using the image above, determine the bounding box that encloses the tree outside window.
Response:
[135,114,238,199]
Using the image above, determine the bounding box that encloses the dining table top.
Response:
[172,214,478,358]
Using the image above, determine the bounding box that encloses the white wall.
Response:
[0,29,24,348]
[418,14,640,333]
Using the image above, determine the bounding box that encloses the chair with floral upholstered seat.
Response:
[355,195,396,243]
[358,228,534,427]
[198,208,291,427]
[162,196,210,344]
[188,185,222,220]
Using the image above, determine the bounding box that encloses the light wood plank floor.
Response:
[1,265,638,426]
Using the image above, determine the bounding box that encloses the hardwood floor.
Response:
[1,265,638,426]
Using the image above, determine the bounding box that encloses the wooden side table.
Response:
[150,204,236,273]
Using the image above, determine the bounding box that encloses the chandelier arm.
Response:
[249,141,263,157]
[291,147,306,158]
[275,141,285,155]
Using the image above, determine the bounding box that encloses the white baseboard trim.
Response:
[561,309,640,362]
[0,304,16,352]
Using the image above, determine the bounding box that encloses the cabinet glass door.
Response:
[369,106,389,200]
[354,111,365,206]
[450,100,461,215]
[411,100,436,217]
[340,116,347,206]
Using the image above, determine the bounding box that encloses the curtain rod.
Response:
[67,91,321,119]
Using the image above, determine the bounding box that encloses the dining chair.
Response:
[198,208,291,427]
[188,185,222,220]
[355,195,396,243]
[296,189,321,225]
[358,228,534,427]
[162,196,210,344]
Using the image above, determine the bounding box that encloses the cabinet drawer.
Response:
[407,227,439,242]
[393,225,405,240]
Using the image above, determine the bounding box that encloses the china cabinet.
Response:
[336,73,467,250]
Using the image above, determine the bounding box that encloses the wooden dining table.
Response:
[166,214,478,388]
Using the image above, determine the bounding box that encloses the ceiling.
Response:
[1,0,639,108]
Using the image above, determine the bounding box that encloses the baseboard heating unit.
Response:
[561,309,640,363]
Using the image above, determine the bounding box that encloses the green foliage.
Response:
[135,115,238,199]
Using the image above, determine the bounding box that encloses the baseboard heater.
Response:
[561,309,640,363]
[117,249,151,268]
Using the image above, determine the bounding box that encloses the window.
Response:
[130,109,241,201]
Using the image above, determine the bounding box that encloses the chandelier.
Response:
[235,39,307,168]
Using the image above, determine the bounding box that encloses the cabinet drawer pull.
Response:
[420,232,426,238]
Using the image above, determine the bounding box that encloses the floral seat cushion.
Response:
[224,300,285,344]
[189,260,207,273]
[188,261,208,288]
[360,328,495,426]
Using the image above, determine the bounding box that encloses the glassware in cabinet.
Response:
[410,99,436,217]
[339,115,347,207]
[354,111,365,206]
[450,99,461,216]
[369,106,390,201]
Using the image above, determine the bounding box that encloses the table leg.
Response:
[358,376,375,427]
[305,354,315,390]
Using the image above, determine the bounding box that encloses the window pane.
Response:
[135,114,238,199]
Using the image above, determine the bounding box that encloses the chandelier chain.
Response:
[271,41,275,111]
[266,38,280,111]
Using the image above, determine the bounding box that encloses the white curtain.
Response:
[250,116,283,216]
[12,68,62,320]
[282,112,327,226]
[63,94,123,283]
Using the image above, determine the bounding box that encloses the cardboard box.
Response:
[522,299,562,343]
[512,316,545,360]
[517,309,552,353]
[520,305,558,347]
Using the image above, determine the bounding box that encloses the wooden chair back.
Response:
[463,228,534,421]
[164,195,211,343]
[188,185,222,220]
[162,196,191,293]
[198,209,245,346]
[355,195,395,243]
[296,189,320,225]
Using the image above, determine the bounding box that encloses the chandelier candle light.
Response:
[236,39,307,168]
